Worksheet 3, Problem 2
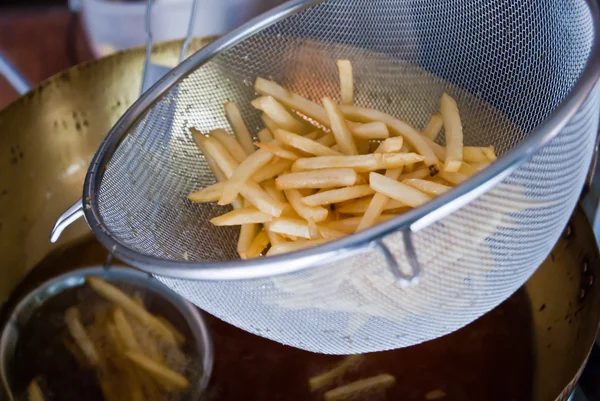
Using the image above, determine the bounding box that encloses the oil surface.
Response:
[5,237,534,401]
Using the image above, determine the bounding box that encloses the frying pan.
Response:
[0,38,599,401]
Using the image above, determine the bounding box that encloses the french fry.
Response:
[337,59,354,105]
[224,101,255,155]
[210,207,273,225]
[309,355,365,391]
[253,96,309,133]
[64,307,101,366]
[317,133,337,147]
[238,222,258,256]
[268,217,311,239]
[422,113,443,141]
[257,128,274,143]
[458,162,479,177]
[276,168,358,190]
[28,379,44,401]
[86,277,177,344]
[323,97,358,155]
[438,170,468,185]
[187,181,226,203]
[301,185,375,206]
[113,308,142,353]
[440,93,463,172]
[126,352,189,391]
[219,149,273,205]
[482,146,497,161]
[256,78,330,125]
[471,161,491,171]
[203,137,285,216]
[303,130,321,140]
[318,225,347,239]
[208,128,248,163]
[273,128,342,156]
[370,172,431,207]
[265,229,286,245]
[292,153,423,173]
[241,230,270,259]
[190,128,227,182]
[263,179,288,203]
[324,374,396,401]
[356,168,403,231]
[307,219,322,239]
[253,159,294,182]
[463,146,497,163]
[404,178,452,196]
[339,104,439,174]
[374,137,404,153]
[398,168,430,181]
[267,238,330,256]
[338,196,407,215]
[255,78,381,139]
[261,113,280,133]
[325,215,397,234]
[351,122,389,139]
[255,141,302,160]
[284,189,329,222]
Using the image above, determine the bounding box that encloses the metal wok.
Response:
[0,39,599,401]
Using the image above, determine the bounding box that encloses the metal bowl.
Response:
[0,266,214,401]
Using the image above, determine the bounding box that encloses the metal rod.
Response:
[0,50,30,95]
[141,0,155,96]
[180,0,200,62]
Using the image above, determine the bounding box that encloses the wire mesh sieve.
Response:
[82,0,600,353]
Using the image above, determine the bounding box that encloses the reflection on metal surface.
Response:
[0,37,215,302]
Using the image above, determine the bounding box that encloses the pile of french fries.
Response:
[308,355,396,401]
[188,60,497,259]
[28,277,191,401]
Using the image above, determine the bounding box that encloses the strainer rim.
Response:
[83,0,600,280]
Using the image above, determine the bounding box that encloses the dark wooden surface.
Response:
[0,7,93,110]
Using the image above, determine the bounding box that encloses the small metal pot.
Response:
[0,266,214,401]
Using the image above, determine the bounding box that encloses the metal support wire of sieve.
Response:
[61,0,600,353]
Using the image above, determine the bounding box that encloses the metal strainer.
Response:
[57,0,600,353]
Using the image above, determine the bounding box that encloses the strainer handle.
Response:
[372,230,421,287]
[50,199,84,243]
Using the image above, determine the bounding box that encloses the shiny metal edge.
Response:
[0,266,214,399]
[82,0,600,280]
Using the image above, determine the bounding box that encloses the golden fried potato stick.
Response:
[404,178,452,196]
[208,128,248,163]
[324,374,396,401]
[339,104,439,174]
[440,93,463,172]
[422,113,443,141]
[267,238,330,256]
[210,207,274,226]
[126,352,189,391]
[337,59,354,106]
[370,172,431,208]
[309,355,365,391]
[64,307,101,366]
[323,97,358,155]
[276,168,358,190]
[224,101,255,155]
[273,128,342,156]
[28,379,45,401]
[219,148,273,205]
[301,185,375,206]
[86,277,177,345]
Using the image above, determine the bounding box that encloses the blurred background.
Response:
[0,0,284,108]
